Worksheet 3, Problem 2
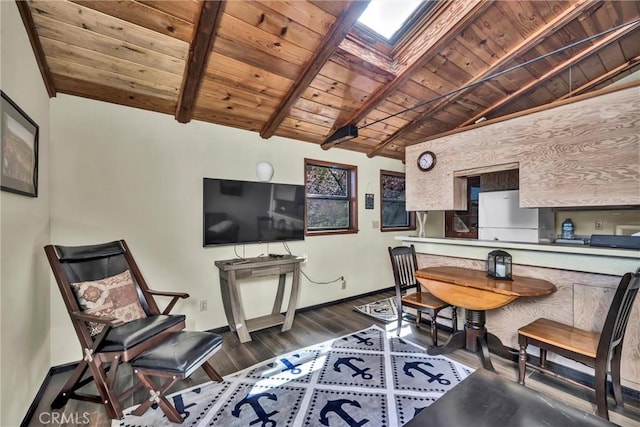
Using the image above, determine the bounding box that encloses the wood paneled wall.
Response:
[406,86,640,210]
[416,253,640,391]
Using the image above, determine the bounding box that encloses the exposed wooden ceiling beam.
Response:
[175,0,225,123]
[259,0,371,139]
[458,20,640,128]
[333,0,489,134]
[15,0,56,97]
[559,55,640,100]
[366,0,595,158]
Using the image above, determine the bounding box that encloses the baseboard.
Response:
[525,355,640,405]
[21,361,79,427]
[206,286,396,334]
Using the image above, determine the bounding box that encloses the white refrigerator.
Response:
[478,190,554,243]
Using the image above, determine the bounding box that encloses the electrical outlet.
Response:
[372,220,380,229]
[595,220,603,230]
[199,300,208,312]
[341,277,346,289]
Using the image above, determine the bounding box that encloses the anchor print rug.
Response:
[353,297,398,323]
[113,325,473,427]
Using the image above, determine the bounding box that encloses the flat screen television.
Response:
[203,178,306,246]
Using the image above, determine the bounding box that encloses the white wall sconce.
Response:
[256,161,274,182]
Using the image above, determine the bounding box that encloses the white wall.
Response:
[49,94,406,365]
[0,2,51,425]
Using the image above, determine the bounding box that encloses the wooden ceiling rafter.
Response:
[15,1,640,159]
[329,0,489,138]
[15,0,56,97]
[558,54,640,100]
[175,0,225,123]
[459,19,640,128]
[259,0,371,139]
[366,0,596,158]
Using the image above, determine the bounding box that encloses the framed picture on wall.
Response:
[1,91,39,197]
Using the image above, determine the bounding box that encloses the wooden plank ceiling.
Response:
[18,0,640,160]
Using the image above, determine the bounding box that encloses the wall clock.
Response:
[417,151,436,171]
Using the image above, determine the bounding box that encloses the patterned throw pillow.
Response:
[71,270,147,336]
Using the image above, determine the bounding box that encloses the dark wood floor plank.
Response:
[24,290,640,426]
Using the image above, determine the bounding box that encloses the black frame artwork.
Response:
[1,91,39,197]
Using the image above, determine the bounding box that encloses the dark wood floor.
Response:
[26,291,640,426]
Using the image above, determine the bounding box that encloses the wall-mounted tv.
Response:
[203,178,306,246]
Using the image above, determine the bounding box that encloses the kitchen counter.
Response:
[395,236,639,275]
[398,235,640,392]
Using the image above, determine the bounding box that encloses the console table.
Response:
[215,255,303,343]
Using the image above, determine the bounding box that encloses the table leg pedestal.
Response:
[427,309,515,372]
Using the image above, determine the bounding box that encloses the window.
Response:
[305,159,358,234]
[445,176,480,238]
[357,0,425,41]
[353,0,438,49]
[380,170,415,231]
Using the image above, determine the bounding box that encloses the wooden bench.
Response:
[131,331,223,423]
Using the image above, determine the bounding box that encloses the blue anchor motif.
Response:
[403,361,451,385]
[280,354,302,374]
[350,333,375,346]
[319,399,369,426]
[333,356,373,380]
[151,393,198,421]
[231,392,279,427]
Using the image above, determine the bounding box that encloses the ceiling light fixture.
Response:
[320,17,640,150]
[321,124,358,149]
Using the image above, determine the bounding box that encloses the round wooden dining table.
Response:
[415,266,556,371]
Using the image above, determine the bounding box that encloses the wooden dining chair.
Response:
[517,270,639,420]
[388,245,456,345]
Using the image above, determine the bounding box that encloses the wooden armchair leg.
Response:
[89,358,123,420]
[202,361,223,383]
[51,360,89,408]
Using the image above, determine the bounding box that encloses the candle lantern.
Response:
[486,250,512,280]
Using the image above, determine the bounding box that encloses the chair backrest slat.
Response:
[597,271,639,361]
[388,245,419,291]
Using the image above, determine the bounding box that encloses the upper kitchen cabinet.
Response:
[405,84,640,211]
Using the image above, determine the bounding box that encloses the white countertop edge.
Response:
[395,236,640,276]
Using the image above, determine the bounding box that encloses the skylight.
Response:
[357,0,425,41]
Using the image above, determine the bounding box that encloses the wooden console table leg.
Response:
[227,270,251,343]
[272,273,286,315]
[282,263,301,332]
[218,271,236,331]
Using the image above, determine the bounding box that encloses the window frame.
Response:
[349,0,441,57]
[304,158,358,236]
[380,170,415,232]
